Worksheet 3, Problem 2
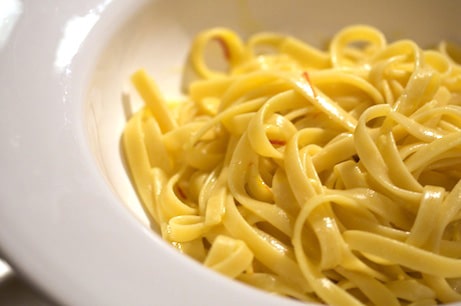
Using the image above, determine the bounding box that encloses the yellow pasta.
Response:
[122,25,461,305]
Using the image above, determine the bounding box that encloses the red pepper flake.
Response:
[302,71,317,97]
[175,185,187,200]
[270,139,286,147]
[213,36,230,61]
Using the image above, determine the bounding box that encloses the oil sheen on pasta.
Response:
[123,25,461,306]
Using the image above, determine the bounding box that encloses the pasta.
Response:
[122,25,461,305]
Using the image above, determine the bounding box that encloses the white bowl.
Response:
[1,0,460,305]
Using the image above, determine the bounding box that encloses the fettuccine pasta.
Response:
[123,25,461,305]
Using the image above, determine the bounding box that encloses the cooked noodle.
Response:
[123,25,461,305]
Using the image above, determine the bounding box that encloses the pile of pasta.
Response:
[123,25,461,306]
